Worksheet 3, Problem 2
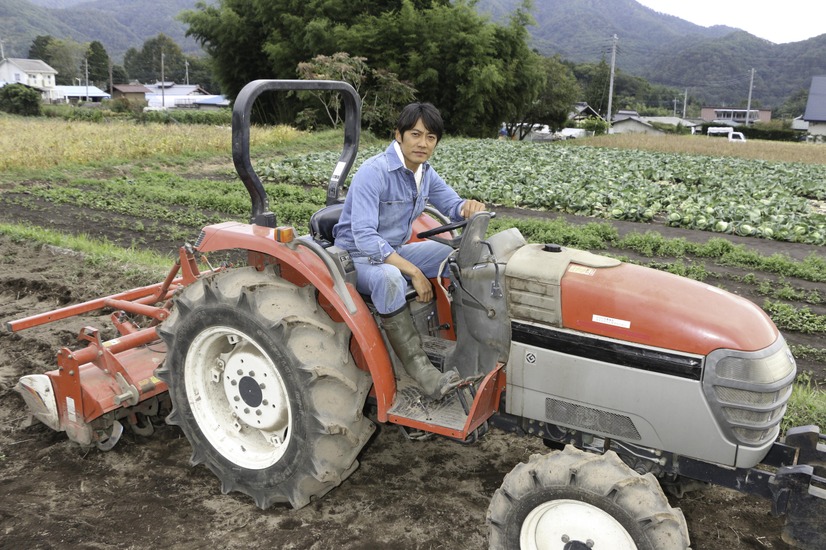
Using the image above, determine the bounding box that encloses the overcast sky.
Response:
[635,0,824,44]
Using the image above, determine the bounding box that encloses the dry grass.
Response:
[0,115,301,172]
[570,133,826,165]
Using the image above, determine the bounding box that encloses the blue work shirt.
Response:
[333,141,465,264]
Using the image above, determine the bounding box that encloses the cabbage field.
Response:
[260,138,826,245]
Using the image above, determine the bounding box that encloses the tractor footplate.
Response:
[388,378,468,432]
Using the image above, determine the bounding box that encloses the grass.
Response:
[0,113,304,173]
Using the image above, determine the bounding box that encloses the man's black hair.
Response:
[396,102,444,142]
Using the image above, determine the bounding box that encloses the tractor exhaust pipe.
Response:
[231,79,362,227]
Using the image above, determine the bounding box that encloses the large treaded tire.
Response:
[156,266,375,509]
[487,446,691,549]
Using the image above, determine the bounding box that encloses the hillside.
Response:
[4,0,825,109]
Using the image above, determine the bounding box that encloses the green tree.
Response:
[86,41,110,88]
[776,88,809,120]
[182,0,543,135]
[46,39,86,85]
[0,83,42,116]
[508,54,579,139]
[296,52,415,133]
[124,34,187,84]
[28,35,54,64]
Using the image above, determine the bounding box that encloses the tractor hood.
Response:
[505,244,778,355]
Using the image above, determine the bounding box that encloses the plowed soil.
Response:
[1,177,824,549]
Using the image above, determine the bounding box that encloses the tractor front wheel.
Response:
[156,266,375,509]
[487,446,691,549]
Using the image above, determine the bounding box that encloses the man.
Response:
[333,102,485,400]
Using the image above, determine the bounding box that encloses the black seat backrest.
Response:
[309,203,345,246]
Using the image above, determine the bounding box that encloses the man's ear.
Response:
[395,129,402,143]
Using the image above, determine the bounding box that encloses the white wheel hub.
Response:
[520,499,637,550]
[185,326,292,470]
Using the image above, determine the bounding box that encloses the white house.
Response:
[0,58,59,101]
[143,81,213,109]
[610,111,663,135]
[54,85,111,103]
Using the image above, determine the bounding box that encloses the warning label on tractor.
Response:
[592,314,631,329]
[568,265,596,276]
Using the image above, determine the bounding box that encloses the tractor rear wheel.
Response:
[487,446,691,549]
[156,266,375,509]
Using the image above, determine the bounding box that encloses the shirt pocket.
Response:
[377,200,409,234]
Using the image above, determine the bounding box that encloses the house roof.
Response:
[113,84,152,94]
[55,85,110,98]
[143,82,210,96]
[3,58,57,74]
[643,116,699,127]
[804,76,826,122]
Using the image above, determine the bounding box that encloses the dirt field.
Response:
[1,192,824,548]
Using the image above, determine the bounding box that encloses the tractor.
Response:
[10,80,826,549]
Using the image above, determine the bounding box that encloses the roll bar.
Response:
[231,79,362,227]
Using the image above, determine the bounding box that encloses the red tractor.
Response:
[11,80,826,549]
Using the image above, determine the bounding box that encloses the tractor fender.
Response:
[192,221,402,421]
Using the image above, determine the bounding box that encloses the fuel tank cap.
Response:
[543,243,563,253]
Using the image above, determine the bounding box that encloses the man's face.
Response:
[395,118,438,171]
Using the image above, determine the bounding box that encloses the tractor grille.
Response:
[704,338,796,447]
[545,398,641,441]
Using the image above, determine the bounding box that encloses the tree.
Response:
[296,52,415,133]
[124,34,187,84]
[0,84,42,116]
[509,55,580,140]
[182,0,544,135]
[86,41,110,88]
[46,39,86,85]
[28,35,54,64]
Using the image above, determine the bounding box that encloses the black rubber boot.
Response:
[381,306,460,400]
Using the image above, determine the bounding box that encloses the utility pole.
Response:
[85,57,89,102]
[673,98,677,116]
[606,34,618,133]
[0,38,5,61]
[161,52,165,108]
[682,89,688,119]
[745,68,755,126]
[185,59,189,86]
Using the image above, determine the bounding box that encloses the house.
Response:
[143,81,211,109]
[699,107,771,125]
[112,84,152,104]
[569,102,604,122]
[610,111,663,135]
[54,85,110,103]
[0,58,59,101]
[642,116,701,132]
[803,75,826,141]
[193,95,230,110]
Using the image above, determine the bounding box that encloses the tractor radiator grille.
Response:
[545,398,641,441]
[703,338,796,447]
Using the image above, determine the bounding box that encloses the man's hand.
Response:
[410,269,434,303]
[460,199,486,219]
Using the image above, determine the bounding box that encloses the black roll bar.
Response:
[231,80,362,227]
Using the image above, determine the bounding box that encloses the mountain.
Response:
[0,0,201,60]
[4,0,825,110]
[475,0,826,109]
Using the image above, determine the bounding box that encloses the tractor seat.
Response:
[308,203,418,303]
[309,203,344,247]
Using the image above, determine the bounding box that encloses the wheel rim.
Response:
[185,326,292,470]
[520,499,637,550]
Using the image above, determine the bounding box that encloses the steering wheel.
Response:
[416,219,468,240]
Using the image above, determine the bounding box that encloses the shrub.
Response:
[0,84,42,116]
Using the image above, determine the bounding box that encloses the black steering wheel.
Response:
[416,219,468,240]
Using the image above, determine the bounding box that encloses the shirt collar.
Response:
[392,140,424,182]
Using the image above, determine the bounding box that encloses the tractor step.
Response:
[387,378,469,432]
